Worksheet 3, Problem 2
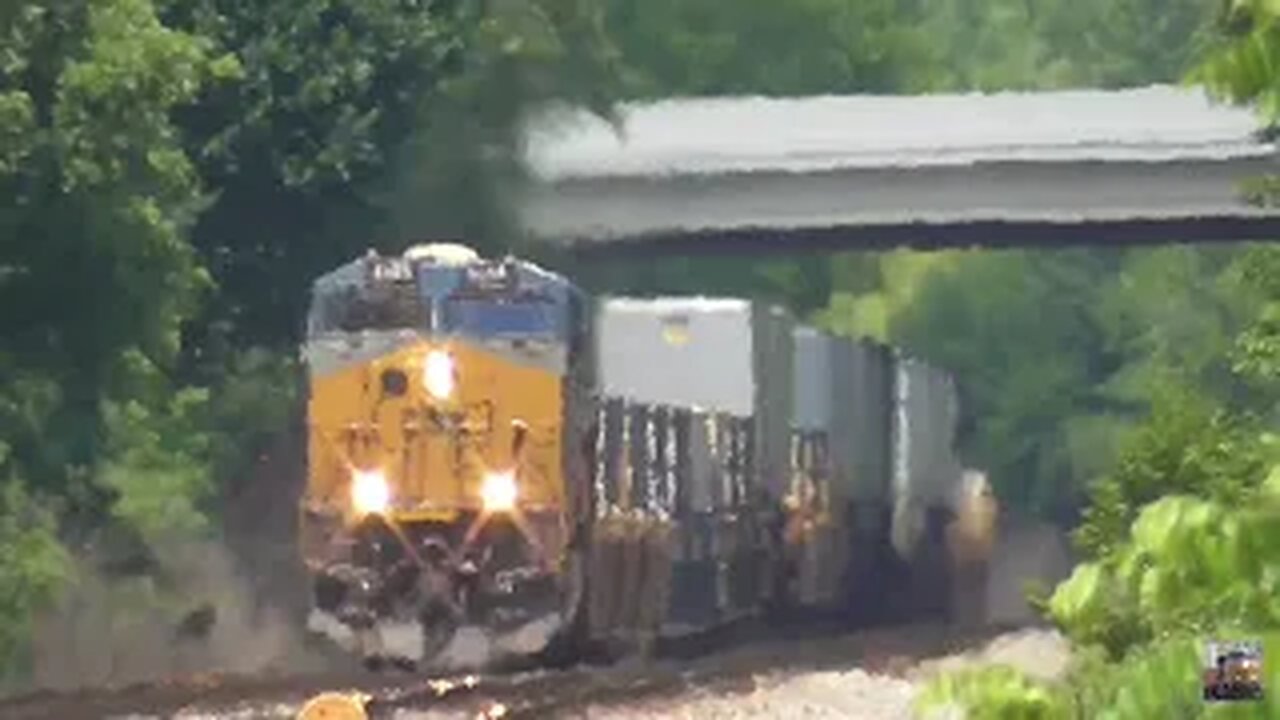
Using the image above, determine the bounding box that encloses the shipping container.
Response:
[890,355,965,559]
[892,356,963,506]
[788,329,895,504]
[588,394,768,628]
[788,330,895,609]
[831,338,895,505]
[793,327,834,431]
[595,297,795,499]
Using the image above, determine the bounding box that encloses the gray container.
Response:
[793,327,835,431]
[792,330,893,505]
[892,356,963,507]
[830,338,895,505]
[595,297,795,499]
[890,355,965,558]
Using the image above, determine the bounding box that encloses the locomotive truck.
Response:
[298,243,994,667]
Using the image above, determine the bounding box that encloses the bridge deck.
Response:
[517,86,1280,254]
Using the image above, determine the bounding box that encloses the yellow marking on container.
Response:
[661,318,690,346]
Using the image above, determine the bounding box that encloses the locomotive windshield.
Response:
[435,259,570,341]
[306,249,573,341]
[308,280,425,334]
[443,296,561,338]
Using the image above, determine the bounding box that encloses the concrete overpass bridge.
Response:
[516,85,1280,258]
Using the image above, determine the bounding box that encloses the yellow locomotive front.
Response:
[299,243,593,667]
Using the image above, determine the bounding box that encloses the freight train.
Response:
[298,243,994,668]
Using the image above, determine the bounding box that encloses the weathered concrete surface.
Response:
[516,87,1280,254]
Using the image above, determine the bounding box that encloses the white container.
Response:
[595,296,795,499]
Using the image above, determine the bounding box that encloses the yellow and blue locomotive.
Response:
[299,243,596,665]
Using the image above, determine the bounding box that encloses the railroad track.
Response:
[0,620,1031,720]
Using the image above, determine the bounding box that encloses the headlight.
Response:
[481,470,518,513]
[351,469,390,516]
[423,350,455,400]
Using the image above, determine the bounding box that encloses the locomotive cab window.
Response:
[309,281,428,334]
[443,294,564,340]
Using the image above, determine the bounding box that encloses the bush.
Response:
[919,462,1280,719]
[0,483,71,680]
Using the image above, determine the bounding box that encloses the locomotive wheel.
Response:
[540,536,592,666]
[420,600,462,660]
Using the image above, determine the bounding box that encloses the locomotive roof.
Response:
[311,246,573,292]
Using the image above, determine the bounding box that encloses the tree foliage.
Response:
[919,239,1280,715]
[160,0,619,350]
[0,0,225,505]
[601,0,933,96]
[912,0,1217,91]
[814,245,1261,522]
[915,0,1280,705]
[922,484,1280,719]
[602,0,1219,97]
[0,483,69,679]
[1194,0,1280,119]
[0,0,619,679]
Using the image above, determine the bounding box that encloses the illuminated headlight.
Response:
[423,350,455,400]
[351,469,390,516]
[481,470,518,513]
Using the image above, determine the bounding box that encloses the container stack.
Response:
[593,296,797,628]
[890,356,965,562]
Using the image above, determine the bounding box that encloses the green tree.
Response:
[0,0,622,679]
[0,0,230,506]
[841,250,1121,517]
[816,246,1258,521]
[918,2,1280,712]
[601,0,934,97]
[1194,0,1280,119]
[911,0,1059,90]
[161,0,620,353]
[0,0,235,673]
[1031,0,1218,87]
[0,482,69,680]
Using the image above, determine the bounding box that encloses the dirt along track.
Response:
[0,619,1067,720]
[3,515,1075,719]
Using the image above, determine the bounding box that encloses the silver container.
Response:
[792,327,835,431]
[890,355,965,558]
[892,356,963,507]
[831,337,895,505]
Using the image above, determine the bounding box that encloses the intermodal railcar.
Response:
[298,243,993,667]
